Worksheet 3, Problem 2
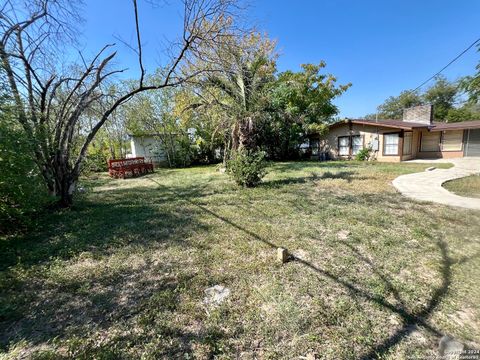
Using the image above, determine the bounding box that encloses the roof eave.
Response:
[430,125,480,131]
[349,120,419,130]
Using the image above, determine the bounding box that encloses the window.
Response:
[403,132,412,155]
[351,135,363,155]
[338,136,350,156]
[383,133,399,155]
[441,130,463,151]
[420,132,441,152]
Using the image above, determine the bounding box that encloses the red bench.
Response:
[108,157,154,179]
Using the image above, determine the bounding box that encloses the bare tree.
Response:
[0,0,239,206]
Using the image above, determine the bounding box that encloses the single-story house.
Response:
[309,105,480,162]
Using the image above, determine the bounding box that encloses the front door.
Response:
[465,129,480,157]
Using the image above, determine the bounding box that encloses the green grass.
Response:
[443,174,480,198]
[1,161,479,359]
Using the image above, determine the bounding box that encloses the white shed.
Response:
[128,135,168,165]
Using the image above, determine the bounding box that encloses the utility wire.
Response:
[410,36,480,93]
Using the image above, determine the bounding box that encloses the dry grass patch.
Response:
[443,174,480,198]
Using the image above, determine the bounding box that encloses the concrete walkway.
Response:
[392,157,480,210]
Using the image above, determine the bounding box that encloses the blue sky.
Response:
[80,0,480,118]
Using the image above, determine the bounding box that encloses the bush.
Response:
[355,147,371,161]
[0,104,50,233]
[83,151,109,173]
[227,149,268,187]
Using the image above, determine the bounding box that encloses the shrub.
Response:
[227,149,268,187]
[355,147,371,161]
[173,135,196,167]
[0,104,50,233]
[83,151,109,173]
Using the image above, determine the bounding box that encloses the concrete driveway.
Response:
[392,157,480,210]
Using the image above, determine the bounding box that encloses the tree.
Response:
[262,62,350,159]
[189,32,277,156]
[445,103,480,122]
[462,45,480,104]
[0,85,48,230]
[376,90,423,119]
[171,86,230,164]
[371,77,476,121]
[124,80,194,167]
[0,0,239,206]
[423,76,458,119]
[178,37,351,161]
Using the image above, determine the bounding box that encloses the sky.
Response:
[79,0,480,118]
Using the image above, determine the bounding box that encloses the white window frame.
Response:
[351,135,363,155]
[338,136,350,156]
[383,133,400,156]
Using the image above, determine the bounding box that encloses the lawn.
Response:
[443,174,480,198]
[1,161,479,359]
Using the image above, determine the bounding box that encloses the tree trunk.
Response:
[42,153,79,208]
[238,116,256,151]
[109,142,116,159]
[231,123,240,151]
[169,133,176,167]
[223,138,230,166]
[57,178,75,208]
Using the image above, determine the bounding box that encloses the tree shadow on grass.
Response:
[318,170,372,182]
[2,260,230,358]
[263,170,374,188]
[0,183,211,270]
[147,177,479,358]
[0,182,214,352]
[357,242,479,359]
[333,192,477,228]
[270,160,363,174]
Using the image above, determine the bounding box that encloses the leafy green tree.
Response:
[124,83,195,167]
[201,33,277,153]
[372,77,478,121]
[445,103,480,122]
[423,76,458,119]
[262,62,350,159]
[174,89,226,164]
[0,92,48,231]
[376,90,423,119]
[182,34,351,161]
[462,45,480,104]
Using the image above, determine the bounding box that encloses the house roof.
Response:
[329,119,480,131]
[430,120,480,131]
[332,119,431,130]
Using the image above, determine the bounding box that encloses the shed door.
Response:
[465,129,480,157]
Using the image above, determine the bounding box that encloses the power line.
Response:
[411,36,480,93]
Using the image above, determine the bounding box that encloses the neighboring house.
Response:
[128,134,168,165]
[309,105,480,162]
